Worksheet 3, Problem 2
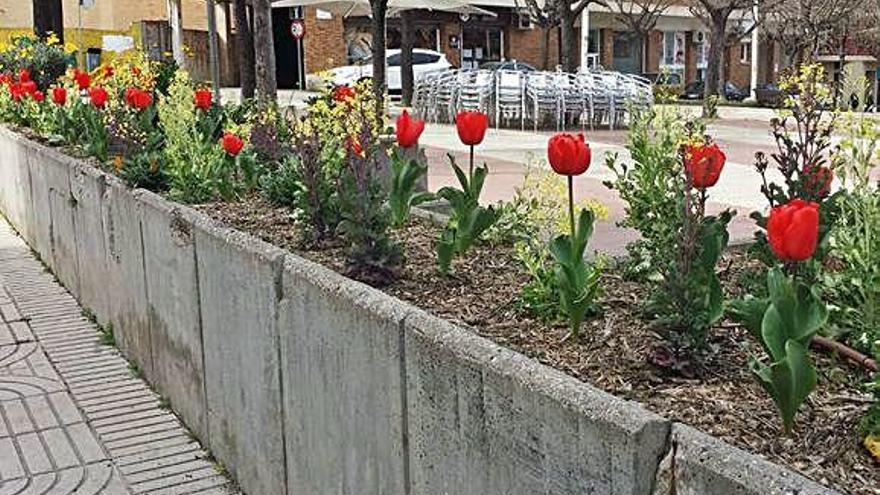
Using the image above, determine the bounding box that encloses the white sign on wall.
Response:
[102,35,134,53]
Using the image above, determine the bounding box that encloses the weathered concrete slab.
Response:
[279,255,409,494]
[39,146,79,295]
[23,141,54,266]
[194,220,285,495]
[652,424,840,495]
[137,190,207,442]
[0,128,34,246]
[101,177,151,378]
[70,162,109,324]
[404,310,670,495]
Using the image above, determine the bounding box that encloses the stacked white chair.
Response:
[494,69,527,130]
[410,67,654,130]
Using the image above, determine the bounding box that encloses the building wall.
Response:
[0,0,210,33]
[302,8,346,74]
[726,43,751,89]
[506,25,560,70]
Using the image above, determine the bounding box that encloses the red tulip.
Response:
[333,85,356,103]
[802,165,833,198]
[52,86,66,105]
[131,66,142,77]
[220,132,244,156]
[767,199,820,262]
[684,143,726,189]
[455,111,489,146]
[548,133,591,176]
[73,69,90,90]
[21,80,37,95]
[9,83,24,102]
[18,69,30,83]
[395,110,425,148]
[194,88,213,110]
[89,87,108,108]
[125,88,152,109]
[345,137,365,157]
[32,90,45,102]
[103,65,114,78]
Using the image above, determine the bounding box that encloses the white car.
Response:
[328,48,452,92]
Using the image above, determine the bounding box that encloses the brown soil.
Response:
[197,195,878,495]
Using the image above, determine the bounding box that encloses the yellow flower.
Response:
[63,41,78,54]
[866,435,880,461]
[46,32,60,46]
[112,156,124,171]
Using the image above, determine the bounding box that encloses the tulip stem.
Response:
[469,145,474,181]
[568,175,575,237]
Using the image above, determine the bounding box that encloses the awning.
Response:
[272,0,497,17]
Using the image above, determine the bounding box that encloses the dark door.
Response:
[272,7,305,89]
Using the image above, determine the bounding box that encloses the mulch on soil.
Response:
[197,195,877,495]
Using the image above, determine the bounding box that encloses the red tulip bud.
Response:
[455,110,489,146]
[395,110,425,148]
[767,199,820,262]
[548,132,591,176]
[220,132,244,156]
[684,143,726,189]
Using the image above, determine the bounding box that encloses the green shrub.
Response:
[606,107,733,359]
[336,115,401,286]
[158,71,232,203]
[0,35,74,90]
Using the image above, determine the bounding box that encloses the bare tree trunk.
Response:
[33,0,64,43]
[559,7,577,72]
[401,11,414,107]
[252,0,276,102]
[371,0,389,116]
[233,0,256,99]
[703,18,726,117]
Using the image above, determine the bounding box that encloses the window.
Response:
[740,42,751,63]
[662,31,685,67]
[387,54,401,66]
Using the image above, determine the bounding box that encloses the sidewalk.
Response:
[0,220,238,494]
[419,120,778,255]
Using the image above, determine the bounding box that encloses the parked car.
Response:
[327,49,452,92]
[641,72,682,86]
[679,81,749,101]
[754,83,787,107]
[480,60,537,72]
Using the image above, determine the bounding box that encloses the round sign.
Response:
[290,20,305,40]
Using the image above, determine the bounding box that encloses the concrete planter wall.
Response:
[0,127,839,495]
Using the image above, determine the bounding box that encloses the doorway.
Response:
[272,7,306,89]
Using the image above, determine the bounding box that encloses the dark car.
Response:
[641,72,682,86]
[754,83,787,107]
[480,60,537,72]
[680,81,749,101]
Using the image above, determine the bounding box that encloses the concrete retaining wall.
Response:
[0,126,840,495]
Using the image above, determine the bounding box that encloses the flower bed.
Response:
[0,38,878,494]
[198,195,875,495]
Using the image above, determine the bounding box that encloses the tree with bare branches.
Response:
[687,0,770,116]
[520,0,608,72]
[610,0,676,73]
[763,0,869,66]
